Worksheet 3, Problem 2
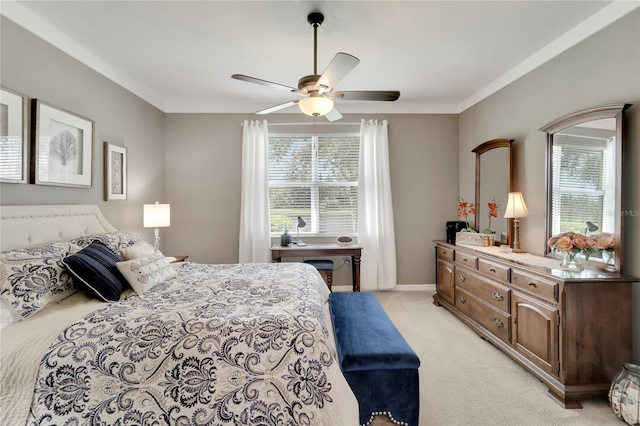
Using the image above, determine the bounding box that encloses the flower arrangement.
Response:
[547,231,615,262]
[457,198,475,232]
[483,199,500,234]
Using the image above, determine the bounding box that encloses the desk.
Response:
[271,244,362,292]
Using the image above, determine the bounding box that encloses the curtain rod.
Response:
[241,121,360,126]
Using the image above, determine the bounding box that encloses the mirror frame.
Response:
[539,103,630,272]
[473,138,514,246]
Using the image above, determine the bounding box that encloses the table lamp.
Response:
[503,192,529,253]
[144,202,170,249]
[296,216,307,246]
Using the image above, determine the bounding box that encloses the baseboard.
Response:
[333,284,436,292]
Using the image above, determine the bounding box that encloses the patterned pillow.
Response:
[63,240,129,302]
[116,253,176,295]
[69,232,141,253]
[0,242,80,318]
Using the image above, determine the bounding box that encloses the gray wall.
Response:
[459,10,640,363]
[163,113,460,286]
[0,17,165,244]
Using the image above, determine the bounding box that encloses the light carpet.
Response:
[367,290,620,426]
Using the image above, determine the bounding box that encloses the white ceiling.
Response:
[2,1,638,114]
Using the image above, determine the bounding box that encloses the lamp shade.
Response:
[143,203,170,227]
[503,192,529,218]
[298,96,334,117]
[297,216,306,228]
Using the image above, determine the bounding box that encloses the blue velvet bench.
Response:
[329,292,420,426]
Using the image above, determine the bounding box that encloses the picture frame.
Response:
[31,99,94,187]
[0,87,28,183]
[104,142,127,200]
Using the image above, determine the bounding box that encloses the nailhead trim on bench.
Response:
[362,411,408,426]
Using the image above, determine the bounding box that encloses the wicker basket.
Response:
[455,232,495,247]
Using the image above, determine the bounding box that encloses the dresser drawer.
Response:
[457,268,511,313]
[436,245,454,262]
[456,287,511,344]
[511,270,558,302]
[478,258,511,282]
[455,251,478,269]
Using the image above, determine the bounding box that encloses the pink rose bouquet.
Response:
[547,231,614,263]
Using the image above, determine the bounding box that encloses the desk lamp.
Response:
[296,216,307,246]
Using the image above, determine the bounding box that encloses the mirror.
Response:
[540,104,630,272]
[473,139,513,246]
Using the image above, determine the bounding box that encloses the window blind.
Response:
[551,144,607,235]
[268,134,359,235]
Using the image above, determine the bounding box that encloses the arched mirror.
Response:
[539,104,630,272]
[473,139,513,246]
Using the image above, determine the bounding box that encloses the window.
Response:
[551,133,614,236]
[268,134,359,236]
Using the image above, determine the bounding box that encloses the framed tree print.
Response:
[31,99,94,187]
[104,142,127,200]
[0,87,28,183]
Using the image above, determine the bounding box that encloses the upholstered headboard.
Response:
[0,205,118,251]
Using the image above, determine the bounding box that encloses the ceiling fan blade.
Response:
[332,91,401,101]
[316,53,360,93]
[324,107,343,122]
[232,74,297,93]
[255,100,299,115]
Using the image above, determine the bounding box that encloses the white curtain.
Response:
[238,120,271,263]
[358,119,397,290]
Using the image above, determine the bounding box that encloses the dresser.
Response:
[434,241,637,408]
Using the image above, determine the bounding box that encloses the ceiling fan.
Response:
[231,12,400,121]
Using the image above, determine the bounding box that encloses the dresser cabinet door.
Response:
[512,292,559,376]
[436,259,455,305]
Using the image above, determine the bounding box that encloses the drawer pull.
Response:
[493,318,504,328]
[457,275,466,283]
[492,291,504,301]
[489,268,496,273]
[441,250,447,254]
[458,296,467,304]
[528,282,537,287]
[462,258,468,262]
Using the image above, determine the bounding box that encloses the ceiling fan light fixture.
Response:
[298,96,334,117]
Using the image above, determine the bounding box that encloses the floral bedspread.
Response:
[25,262,354,425]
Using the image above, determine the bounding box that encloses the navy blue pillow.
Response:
[62,240,128,302]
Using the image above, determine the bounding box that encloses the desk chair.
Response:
[304,260,333,291]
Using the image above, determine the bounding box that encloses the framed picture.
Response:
[31,99,94,187]
[104,142,127,200]
[0,87,28,183]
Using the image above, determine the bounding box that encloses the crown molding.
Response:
[457,0,640,113]
[0,0,166,111]
[2,0,637,115]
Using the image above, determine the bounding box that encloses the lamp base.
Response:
[512,218,523,253]
[154,228,160,250]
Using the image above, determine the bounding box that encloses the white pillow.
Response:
[0,298,21,325]
[116,253,176,295]
[117,240,156,261]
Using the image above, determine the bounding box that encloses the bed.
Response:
[0,204,359,425]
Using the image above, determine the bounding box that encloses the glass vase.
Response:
[560,250,584,271]
[609,363,640,425]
